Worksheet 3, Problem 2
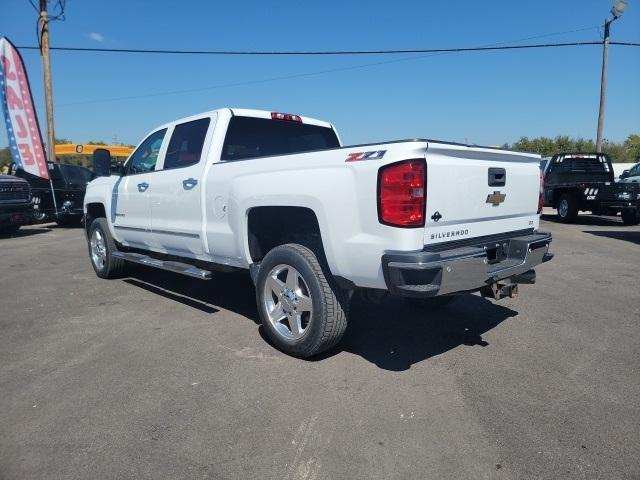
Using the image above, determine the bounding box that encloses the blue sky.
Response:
[1,0,639,148]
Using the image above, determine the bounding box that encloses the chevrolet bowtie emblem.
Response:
[486,191,506,206]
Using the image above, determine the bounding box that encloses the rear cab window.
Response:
[547,154,613,182]
[221,116,340,161]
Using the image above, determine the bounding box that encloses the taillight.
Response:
[271,112,302,123]
[538,169,544,214]
[378,159,426,227]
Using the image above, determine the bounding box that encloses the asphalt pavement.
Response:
[0,211,638,479]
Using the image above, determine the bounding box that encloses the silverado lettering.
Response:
[430,229,469,240]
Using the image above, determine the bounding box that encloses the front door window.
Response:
[127,129,167,175]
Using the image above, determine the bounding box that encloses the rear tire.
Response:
[88,218,126,279]
[256,243,349,358]
[557,193,579,223]
[621,208,640,226]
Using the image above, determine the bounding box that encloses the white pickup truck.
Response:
[84,108,553,357]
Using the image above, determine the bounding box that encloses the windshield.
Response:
[222,116,340,161]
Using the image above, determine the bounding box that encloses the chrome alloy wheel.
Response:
[90,229,107,271]
[263,264,313,340]
[559,198,569,218]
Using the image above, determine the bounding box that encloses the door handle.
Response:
[182,178,198,189]
[137,182,149,192]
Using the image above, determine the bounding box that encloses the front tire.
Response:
[88,218,126,279]
[557,193,579,223]
[256,243,349,358]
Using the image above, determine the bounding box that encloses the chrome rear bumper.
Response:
[382,231,553,298]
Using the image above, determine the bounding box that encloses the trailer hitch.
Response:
[481,281,519,300]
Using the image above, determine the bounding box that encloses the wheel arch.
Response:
[246,206,327,264]
[85,202,106,236]
[551,187,580,208]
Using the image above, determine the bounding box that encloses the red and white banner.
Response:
[0,37,49,179]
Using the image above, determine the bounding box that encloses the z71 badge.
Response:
[345,150,386,162]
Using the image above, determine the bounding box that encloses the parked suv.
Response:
[0,174,31,236]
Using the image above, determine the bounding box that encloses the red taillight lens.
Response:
[538,169,544,214]
[378,160,426,227]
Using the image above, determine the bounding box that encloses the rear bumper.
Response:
[597,200,640,211]
[382,231,553,298]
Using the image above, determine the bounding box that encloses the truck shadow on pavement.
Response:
[320,294,518,371]
[124,266,517,371]
[583,230,640,246]
[0,226,53,238]
[541,213,623,226]
[123,267,259,319]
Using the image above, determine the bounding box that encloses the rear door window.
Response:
[163,118,211,170]
[222,116,340,161]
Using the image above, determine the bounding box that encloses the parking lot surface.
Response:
[1,213,639,479]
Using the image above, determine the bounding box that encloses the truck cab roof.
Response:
[153,108,335,131]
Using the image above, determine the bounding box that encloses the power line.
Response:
[56,40,625,108]
[610,41,640,46]
[20,23,629,108]
[17,40,624,55]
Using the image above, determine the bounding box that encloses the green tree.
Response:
[508,134,639,162]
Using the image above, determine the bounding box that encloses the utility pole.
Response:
[39,0,56,164]
[596,19,611,153]
[596,0,628,153]
[38,0,59,219]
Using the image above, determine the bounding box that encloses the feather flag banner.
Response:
[0,37,49,179]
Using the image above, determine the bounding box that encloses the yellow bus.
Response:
[54,144,133,163]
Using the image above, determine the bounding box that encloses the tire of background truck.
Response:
[56,216,82,228]
[255,243,349,358]
[87,218,126,279]
[406,295,460,310]
[621,208,640,226]
[0,225,20,237]
[557,193,579,223]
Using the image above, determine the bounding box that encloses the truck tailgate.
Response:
[424,144,540,246]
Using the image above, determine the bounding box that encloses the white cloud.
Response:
[88,32,105,43]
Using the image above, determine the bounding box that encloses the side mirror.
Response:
[620,169,630,179]
[93,148,112,177]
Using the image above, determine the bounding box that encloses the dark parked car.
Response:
[10,161,94,227]
[543,152,640,225]
[0,174,32,236]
